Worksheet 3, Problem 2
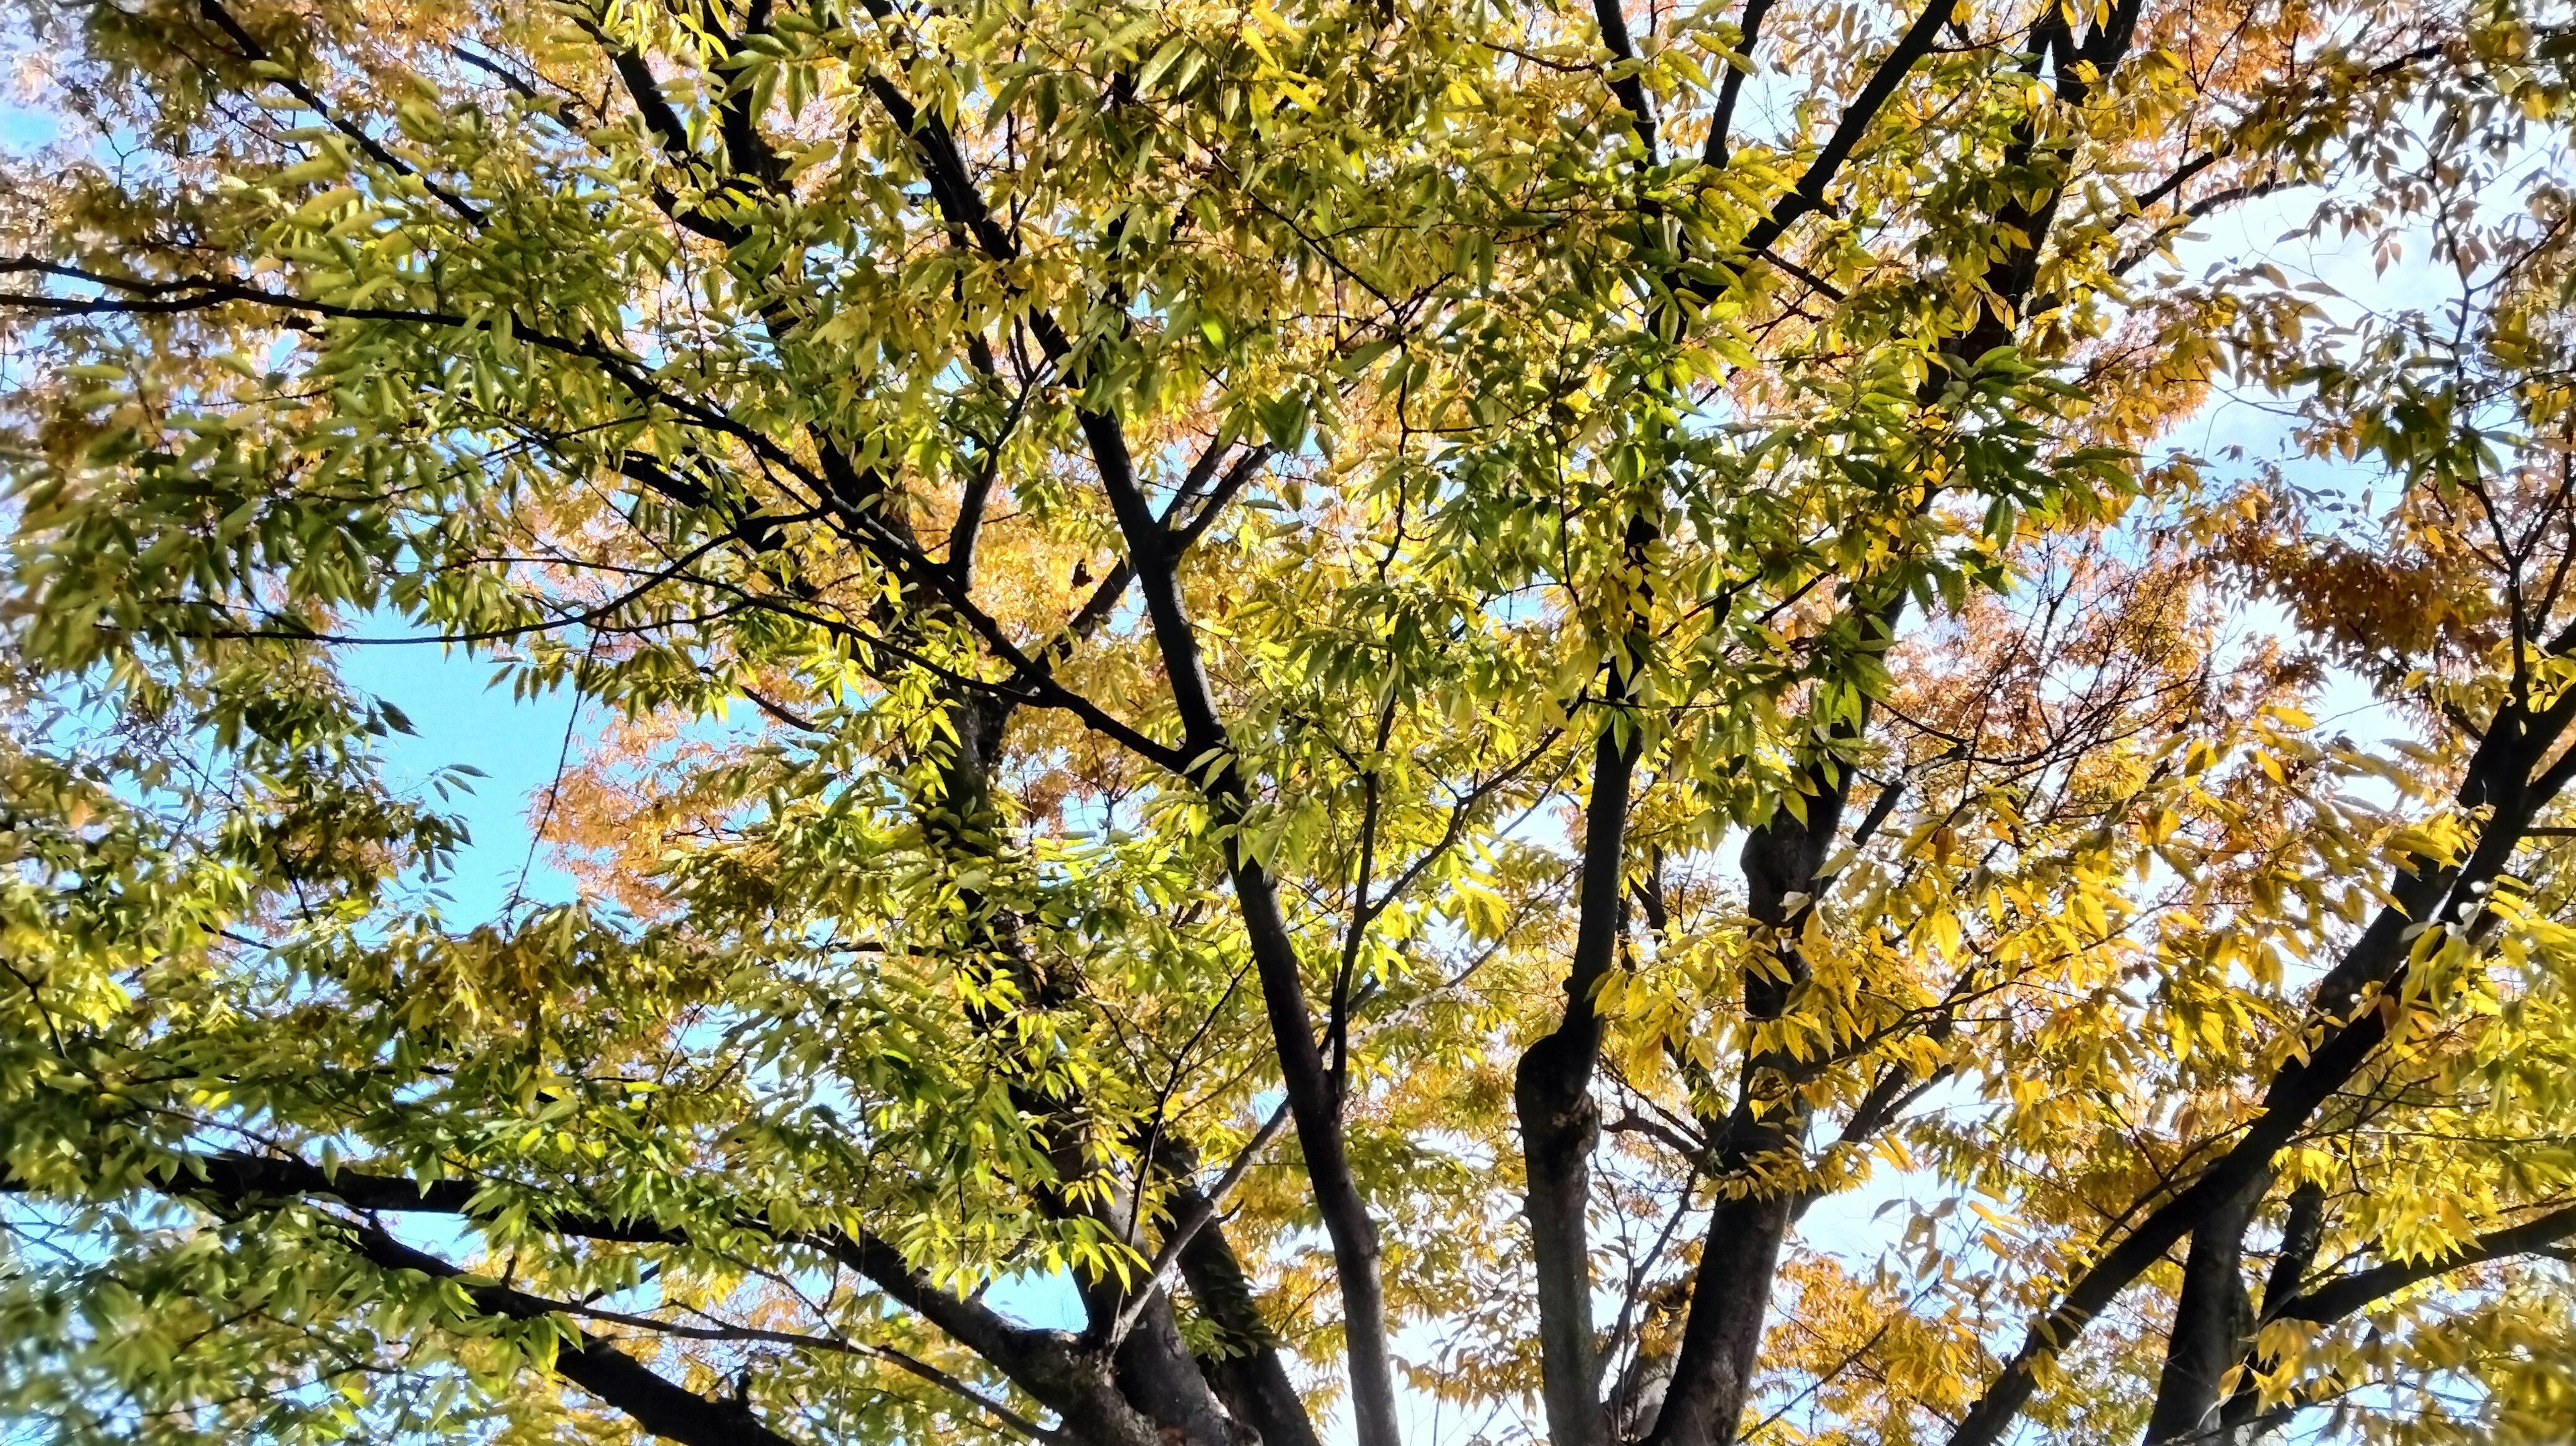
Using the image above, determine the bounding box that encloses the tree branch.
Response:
[1702,0,1777,168]
[0,1148,1142,1437]
[1589,0,1661,158]
[1109,1103,1293,1347]
[1944,693,2576,1446]
[193,0,484,225]
[1081,402,1404,1446]
[1735,0,1950,259]
[350,1225,808,1446]
[2269,1200,2576,1327]
[1513,530,1651,1446]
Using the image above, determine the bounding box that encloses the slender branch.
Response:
[2106,180,2296,280]
[826,15,1400,1435]
[193,0,484,225]
[1107,1102,1294,1346]
[1084,401,1404,1446]
[449,45,550,106]
[2269,1200,2576,1327]
[1702,0,1777,168]
[1735,0,1951,259]
[1171,446,1273,553]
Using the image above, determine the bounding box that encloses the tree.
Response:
[3,0,2576,1442]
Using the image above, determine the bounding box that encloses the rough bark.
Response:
[1515,1018,1613,1446]
[1105,1288,1244,1446]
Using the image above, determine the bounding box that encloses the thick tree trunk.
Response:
[2143,1173,2262,1444]
[1110,1290,1246,1446]
[1516,714,1642,1446]
[1513,506,1661,1446]
[1168,1163,1328,1446]
[1643,1192,1794,1446]
[1517,1032,1609,1446]
[1644,740,1869,1446]
[2215,1182,2327,1439]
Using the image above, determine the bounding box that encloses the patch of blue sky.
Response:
[321,629,1093,1339]
[0,100,53,150]
[331,620,592,922]
[0,18,56,152]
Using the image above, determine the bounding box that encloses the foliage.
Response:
[3,1,2576,1445]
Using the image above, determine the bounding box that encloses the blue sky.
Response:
[337,641,590,921]
[0,95,585,917]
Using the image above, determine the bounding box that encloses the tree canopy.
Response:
[5,0,2576,1443]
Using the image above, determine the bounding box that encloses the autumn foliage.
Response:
[4,1,2576,1445]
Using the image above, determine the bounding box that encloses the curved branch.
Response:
[1,1149,1104,1431]
[349,1225,808,1446]
[1735,0,1950,259]
[2270,1200,2576,1327]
